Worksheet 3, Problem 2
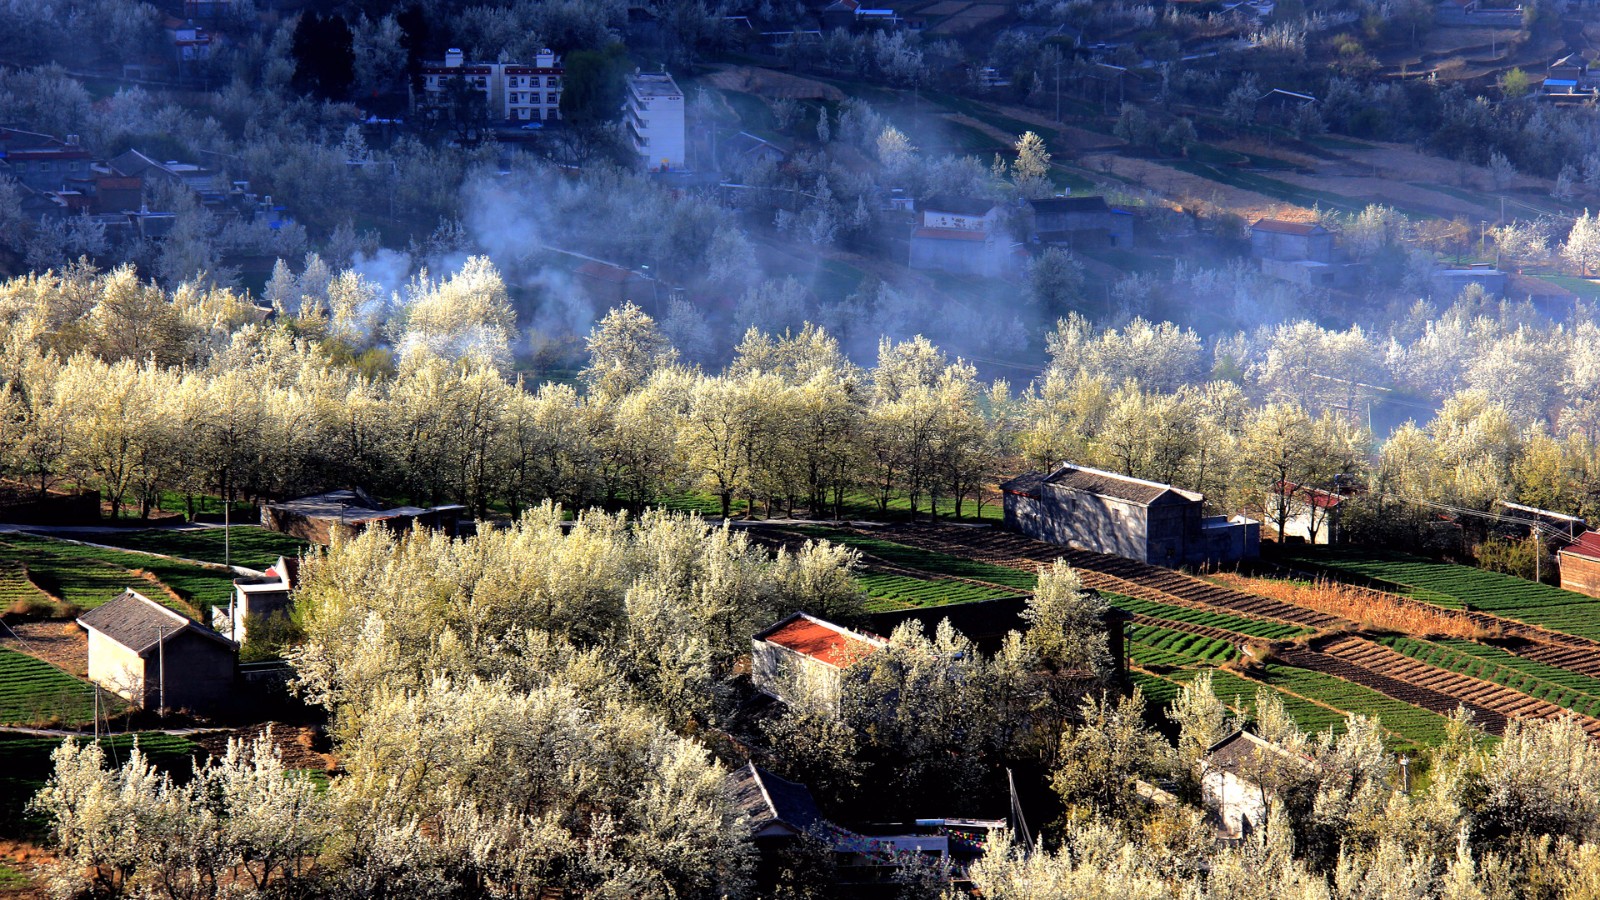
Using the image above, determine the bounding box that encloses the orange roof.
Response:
[761,616,881,667]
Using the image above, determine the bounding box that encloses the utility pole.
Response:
[224,495,231,569]
[157,625,166,718]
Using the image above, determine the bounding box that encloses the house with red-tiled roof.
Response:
[908,195,1020,277]
[1270,480,1345,545]
[752,613,884,707]
[1559,531,1600,598]
[1250,218,1333,262]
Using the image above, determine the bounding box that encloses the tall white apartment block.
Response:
[420,48,564,122]
[624,70,685,171]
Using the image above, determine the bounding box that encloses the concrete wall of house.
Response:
[1004,487,1152,562]
[261,507,337,544]
[236,588,291,645]
[909,235,1006,276]
[1560,552,1600,598]
[1202,769,1267,839]
[751,640,841,707]
[1144,500,1195,567]
[87,630,146,703]
[1251,230,1332,263]
[144,630,234,712]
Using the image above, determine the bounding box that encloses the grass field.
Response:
[1109,594,1313,640]
[0,731,199,839]
[1125,623,1237,666]
[0,647,115,728]
[1537,275,1600,299]
[0,535,237,616]
[82,527,307,569]
[857,572,1021,611]
[1281,546,1600,641]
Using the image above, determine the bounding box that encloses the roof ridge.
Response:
[749,763,780,822]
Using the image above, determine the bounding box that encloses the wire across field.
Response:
[0,535,236,615]
[1281,547,1600,640]
[1377,635,1600,718]
[856,572,1022,611]
[1107,594,1313,640]
[0,647,114,728]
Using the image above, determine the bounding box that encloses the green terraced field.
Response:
[1377,636,1600,718]
[796,528,1037,591]
[0,535,236,615]
[1281,547,1600,640]
[0,731,198,838]
[1256,663,1454,749]
[1133,668,1349,740]
[1126,624,1237,665]
[857,572,1020,612]
[0,647,116,727]
[85,527,308,569]
[0,559,49,609]
[1107,594,1313,640]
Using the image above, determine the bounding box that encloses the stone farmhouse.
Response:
[1000,463,1259,567]
[78,590,236,712]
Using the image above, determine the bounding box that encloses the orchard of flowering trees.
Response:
[5,257,1600,544]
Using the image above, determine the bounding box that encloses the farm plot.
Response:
[1125,623,1237,666]
[85,527,308,569]
[795,527,1037,591]
[1255,662,1456,748]
[874,523,1341,628]
[1135,667,1357,743]
[1110,594,1313,640]
[856,572,1021,612]
[1377,636,1600,719]
[0,535,235,616]
[0,647,111,728]
[1281,547,1600,641]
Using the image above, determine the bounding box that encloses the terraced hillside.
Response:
[796,522,1600,746]
[0,534,237,617]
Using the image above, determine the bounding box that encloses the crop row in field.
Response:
[1376,636,1600,719]
[856,572,1021,610]
[1107,593,1312,640]
[1282,547,1600,641]
[87,527,308,569]
[1256,662,1455,748]
[0,647,113,727]
[797,528,1038,591]
[1126,624,1237,664]
[0,535,236,615]
[1435,638,1600,694]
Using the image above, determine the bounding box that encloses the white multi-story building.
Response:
[623,70,685,171]
[420,48,564,123]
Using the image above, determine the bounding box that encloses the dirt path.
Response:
[0,621,86,677]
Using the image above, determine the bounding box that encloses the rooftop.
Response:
[726,763,825,836]
[912,226,988,242]
[755,613,884,668]
[628,71,682,99]
[921,194,997,217]
[78,590,234,655]
[1044,463,1202,505]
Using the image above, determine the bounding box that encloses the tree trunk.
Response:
[719,491,732,519]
